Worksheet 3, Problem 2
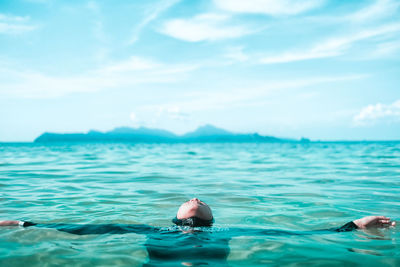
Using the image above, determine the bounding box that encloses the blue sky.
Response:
[0,0,399,141]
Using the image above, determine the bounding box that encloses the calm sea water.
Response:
[0,142,399,266]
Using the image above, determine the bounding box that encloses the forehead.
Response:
[183,200,208,207]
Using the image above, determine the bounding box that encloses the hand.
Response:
[353,216,396,229]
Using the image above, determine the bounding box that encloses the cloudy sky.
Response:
[0,0,399,141]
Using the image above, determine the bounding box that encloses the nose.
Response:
[191,198,200,202]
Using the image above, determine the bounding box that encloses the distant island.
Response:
[34,124,310,143]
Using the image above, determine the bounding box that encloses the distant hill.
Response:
[34,125,306,143]
[183,124,232,138]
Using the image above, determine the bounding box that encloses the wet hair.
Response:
[172,216,214,227]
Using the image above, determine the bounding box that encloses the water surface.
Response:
[1,142,399,266]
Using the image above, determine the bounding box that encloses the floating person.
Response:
[0,198,396,266]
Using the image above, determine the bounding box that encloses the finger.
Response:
[376,216,389,220]
[379,220,394,227]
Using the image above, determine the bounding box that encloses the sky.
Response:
[0,0,399,141]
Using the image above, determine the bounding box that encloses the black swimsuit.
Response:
[20,220,358,266]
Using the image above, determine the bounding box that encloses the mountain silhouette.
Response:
[34,125,303,143]
[183,124,232,138]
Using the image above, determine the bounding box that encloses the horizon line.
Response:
[1,124,399,143]
[2,140,400,144]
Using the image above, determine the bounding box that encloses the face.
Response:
[176,198,213,220]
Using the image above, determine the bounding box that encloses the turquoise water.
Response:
[0,142,399,266]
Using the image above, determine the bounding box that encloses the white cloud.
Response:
[152,75,366,112]
[260,23,400,63]
[0,14,29,22]
[304,0,400,26]
[260,49,337,64]
[371,40,400,57]
[98,56,161,73]
[87,1,100,12]
[346,0,400,23]
[156,106,189,121]
[0,57,198,98]
[130,112,137,122]
[160,13,250,42]
[224,46,249,62]
[124,75,363,132]
[129,105,190,130]
[24,0,52,4]
[0,23,35,34]
[213,0,324,16]
[0,14,36,34]
[354,100,400,126]
[129,0,180,44]
[85,1,111,62]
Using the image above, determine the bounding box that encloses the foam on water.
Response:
[0,142,399,266]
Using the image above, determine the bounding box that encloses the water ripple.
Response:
[1,142,399,266]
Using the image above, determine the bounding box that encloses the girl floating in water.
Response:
[1,198,396,266]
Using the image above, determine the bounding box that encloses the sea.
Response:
[0,142,399,266]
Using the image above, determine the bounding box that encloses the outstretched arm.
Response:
[41,223,157,235]
[0,220,157,235]
[327,215,395,232]
[227,216,396,237]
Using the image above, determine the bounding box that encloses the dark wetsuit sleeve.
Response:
[334,221,358,232]
[228,221,359,237]
[22,221,37,227]
[228,228,302,237]
[309,221,359,233]
[23,222,156,235]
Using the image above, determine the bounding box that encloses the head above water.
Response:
[173,198,214,227]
